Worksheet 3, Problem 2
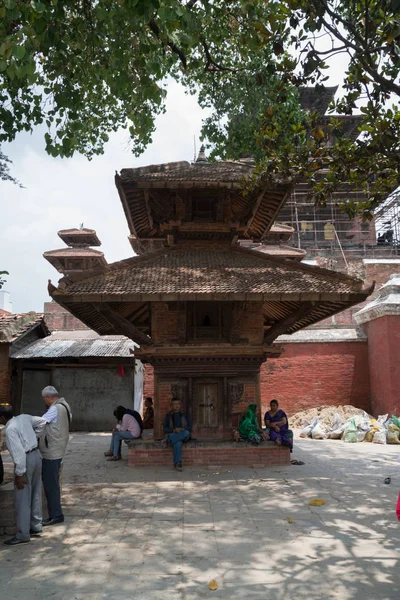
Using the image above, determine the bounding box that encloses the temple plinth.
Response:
[46,149,372,462]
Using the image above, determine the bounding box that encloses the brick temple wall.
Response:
[128,441,290,467]
[365,316,400,417]
[145,338,371,425]
[143,364,154,399]
[260,341,371,417]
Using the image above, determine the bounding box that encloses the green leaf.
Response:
[12,45,26,60]
[31,0,46,13]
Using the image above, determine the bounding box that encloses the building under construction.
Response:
[264,87,400,265]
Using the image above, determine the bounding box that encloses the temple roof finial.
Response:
[196,144,208,163]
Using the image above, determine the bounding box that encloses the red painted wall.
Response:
[260,341,371,416]
[365,316,400,417]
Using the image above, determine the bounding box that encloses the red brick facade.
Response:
[365,316,400,417]
[260,341,371,416]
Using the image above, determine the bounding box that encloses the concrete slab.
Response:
[1,432,400,599]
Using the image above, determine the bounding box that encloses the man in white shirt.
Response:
[0,404,46,546]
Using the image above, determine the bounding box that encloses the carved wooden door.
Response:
[194,381,219,428]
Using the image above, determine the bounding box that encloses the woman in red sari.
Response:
[264,399,293,452]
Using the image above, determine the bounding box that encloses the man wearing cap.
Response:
[40,386,72,526]
[0,404,47,546]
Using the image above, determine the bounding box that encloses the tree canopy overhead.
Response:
[0,0,399,215]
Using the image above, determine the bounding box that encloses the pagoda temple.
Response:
[44,227,107,274]
[46,150,372,466]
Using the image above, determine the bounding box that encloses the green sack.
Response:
[392,415,400,429]
[343,418,357,443]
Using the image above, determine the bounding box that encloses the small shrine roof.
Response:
[243,243,306,260]
[58,228,101,247]
[52,246,367,301]
[44,248,105,259]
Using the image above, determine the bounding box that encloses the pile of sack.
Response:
[299,412,400,444]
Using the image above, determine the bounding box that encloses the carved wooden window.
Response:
[188,302,231,341]
[66,258,84,271]
[193,197,216,222]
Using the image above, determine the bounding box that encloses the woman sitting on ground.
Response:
[238,404,269,445]
[264,399,293,452]
[104,406,141,461]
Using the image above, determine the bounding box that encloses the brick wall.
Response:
[260,341,371,416]
[151,303,178,343]
[143,341,371,422]
[143,364,154,399]
[365,316,400,417]
[43,301,89,331]
[241,303,264,344]
[0,345,11,404]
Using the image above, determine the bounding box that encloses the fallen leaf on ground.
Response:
[309,499,326,506]
[208,579,218,591]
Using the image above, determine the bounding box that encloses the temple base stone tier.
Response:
[126,439,290,468]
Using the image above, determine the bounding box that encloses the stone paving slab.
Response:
[1,432,400,599]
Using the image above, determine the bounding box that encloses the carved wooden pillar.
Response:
[177,302,187,344]
[230,303,245,343]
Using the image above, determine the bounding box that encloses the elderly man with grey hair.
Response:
[40,386,71,526]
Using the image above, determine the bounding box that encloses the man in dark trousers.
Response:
[0,404,46,546]
[39,386,71,526]
[162,398,192,472]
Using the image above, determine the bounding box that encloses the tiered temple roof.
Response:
[44,227,107,274]
[48,153,372,349]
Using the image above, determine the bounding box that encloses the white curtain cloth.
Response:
[134,360,144,414]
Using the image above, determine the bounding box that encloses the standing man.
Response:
[0,404,46,546]
[162,398,192,472]
[40,386,71,526]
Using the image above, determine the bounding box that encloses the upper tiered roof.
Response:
[116,157,293,253]
[58,228,101,247]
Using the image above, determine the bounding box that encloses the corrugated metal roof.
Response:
[11,334,137,359]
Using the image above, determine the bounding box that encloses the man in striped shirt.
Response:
[0,404,46,546]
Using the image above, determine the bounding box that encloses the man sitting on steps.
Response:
[162,398,192,472]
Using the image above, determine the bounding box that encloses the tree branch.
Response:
[148,18,187,69]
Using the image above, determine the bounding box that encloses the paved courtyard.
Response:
[1,433,400,600]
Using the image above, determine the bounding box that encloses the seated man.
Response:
[143,397,154,429]
[162,398,192,472]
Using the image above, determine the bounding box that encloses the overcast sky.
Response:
[0,82,209,314]
[1,43,351,315]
